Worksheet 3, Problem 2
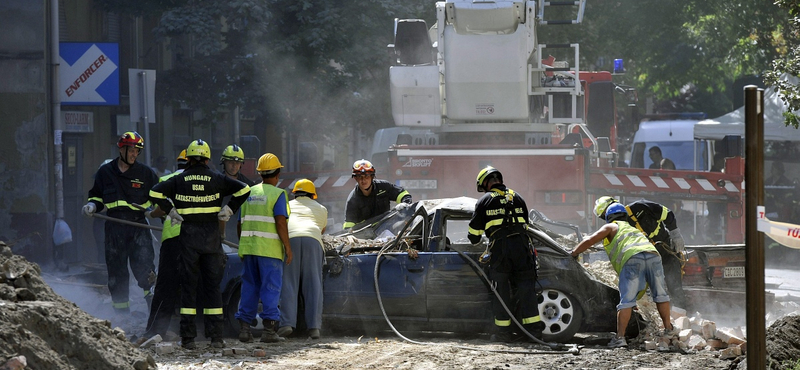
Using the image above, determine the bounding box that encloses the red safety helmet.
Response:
[118,131,144,149]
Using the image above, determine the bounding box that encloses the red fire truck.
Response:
[378,0,744,244]
[276,0,745,244]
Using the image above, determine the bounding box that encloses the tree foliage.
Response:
[98,0,428,142]
[765,0,800,128]
[549,0,790,117]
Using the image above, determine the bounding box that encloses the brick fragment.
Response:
[253,349,267,357]
[154,343,175,355]
[688,335,706,350]
[679,329,692,342]
[701,321,716,340]
[720,345,742,359]
[716,328,745,345]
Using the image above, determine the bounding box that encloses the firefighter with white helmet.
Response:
[278,179,328,339]
[235,153,293,343]
[83,131,159,314]
[593,195,687,309]
[572,203,676,348]
[343,159,411,229]
[149,139,251,349]
[220,144,256,244]
[468,166,544,342]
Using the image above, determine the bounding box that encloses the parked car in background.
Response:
[220,197,642,342]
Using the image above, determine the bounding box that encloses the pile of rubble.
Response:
[0,241,155,370]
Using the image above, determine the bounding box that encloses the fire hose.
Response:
[91,213,240,249]
[370,207,582,356]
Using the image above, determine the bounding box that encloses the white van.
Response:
[629,120,714,171]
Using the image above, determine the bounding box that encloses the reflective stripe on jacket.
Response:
[468,185,529,244]
[88,159,159,219]
[603,220,658,273]
[239,183,290,260]
[159,170,183,241]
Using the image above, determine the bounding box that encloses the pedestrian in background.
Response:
[149,139,251,349]
[82,132,159,313]
[235,153,293,343]
[278,179,328,339]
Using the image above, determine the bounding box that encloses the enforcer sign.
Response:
[59,43,119,105]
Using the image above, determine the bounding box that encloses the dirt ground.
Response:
[2,240,800,369]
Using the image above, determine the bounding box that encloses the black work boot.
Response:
[238,320,253,343]
[261,320,285,343]
[181,337,196,350]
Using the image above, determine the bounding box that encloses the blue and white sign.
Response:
[59,43,119,106]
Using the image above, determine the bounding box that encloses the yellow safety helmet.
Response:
[292,179,317,199]
[176,149,188,162]
[220,144,245,163]
[186,139,211,160]
[352,159,375,177]
[476,166,502,192]
[593,196,618,219]
[257,153,283,175]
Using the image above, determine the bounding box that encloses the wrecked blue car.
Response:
[221,197,636,342]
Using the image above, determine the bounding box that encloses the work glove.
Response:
[669,228,685,254]
[394,202,411,212]
[168,208,184,226]
[82,203,96,217]
[218,205,234,222]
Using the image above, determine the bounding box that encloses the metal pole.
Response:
[140,71,151,166]
[744,85,765,370]
[51,0,63,220]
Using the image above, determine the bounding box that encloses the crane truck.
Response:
[276,0,746,247]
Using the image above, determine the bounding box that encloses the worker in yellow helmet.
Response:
[278,179,328,339]
[235,153,293,343]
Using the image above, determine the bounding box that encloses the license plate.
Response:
[723,266,745,278]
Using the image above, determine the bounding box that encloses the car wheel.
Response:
[538,288,583,343]
[225,285,242,337]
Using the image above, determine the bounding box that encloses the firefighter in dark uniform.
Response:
[219,144,257,245]
[82,131,159,313]
[343,159,411,229]
[142,150,189,339]
[468,166,544,342]
[149,139,251,349]
[594,196,688,309]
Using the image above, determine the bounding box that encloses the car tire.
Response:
[225,284,242,337]
[538,288,583,343]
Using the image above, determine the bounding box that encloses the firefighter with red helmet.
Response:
[82,131,159,313]
[149,139,251,349]
[468,166,544,342]
[343,159,411,229]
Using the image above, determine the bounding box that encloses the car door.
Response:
[323,213,429,323]
[425,210,492,329]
